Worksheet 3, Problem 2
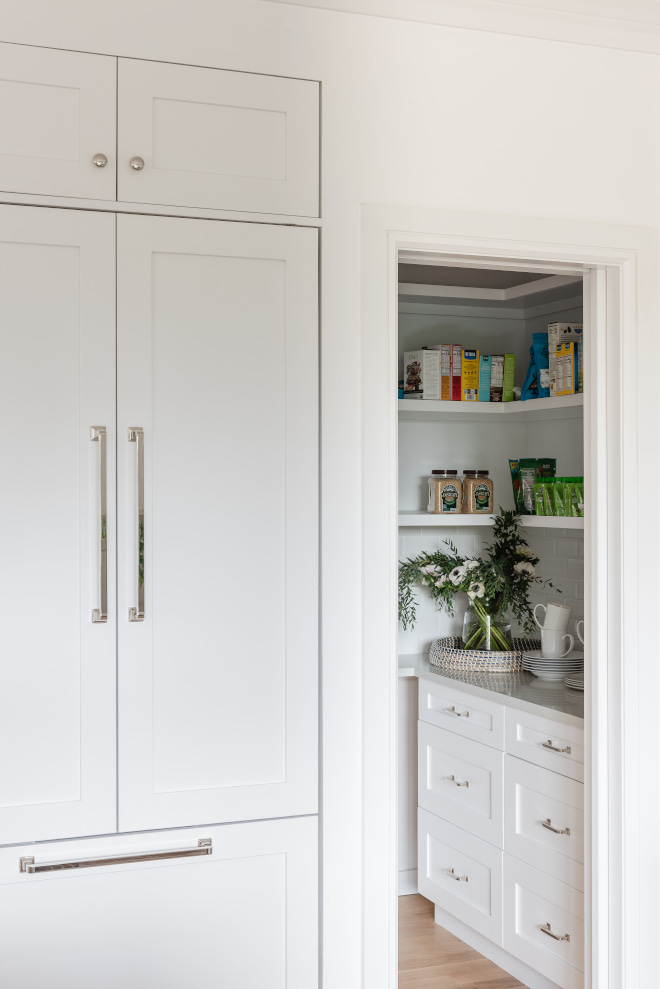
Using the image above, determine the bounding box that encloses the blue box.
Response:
[478,355,491,402]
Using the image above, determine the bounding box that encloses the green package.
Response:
[576,481,584,517]
[509,459,523,513]
[543,480,555,516]
[553,482,566,516]
[564,482,578,516]
[502,354,516,403]
[534,481,546,515]
[519,458,557,514]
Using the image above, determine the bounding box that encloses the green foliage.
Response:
[398,508,556,635]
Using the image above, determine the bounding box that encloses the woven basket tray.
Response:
[429,636,541,673]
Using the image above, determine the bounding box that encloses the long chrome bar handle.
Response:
[542,739,572,754]
[540,923,570,942]
[128,427,145,622]
[20,838,211,873]
[541,818,571,836]
[90,427,108,623]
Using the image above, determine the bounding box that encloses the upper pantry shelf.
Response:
[398,393,583,423]
[398,511,584,530]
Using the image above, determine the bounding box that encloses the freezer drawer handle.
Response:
[540,923,570,942]
[541,818,571,836]
[445,706,470,718]
[19,838,212,873]
[542,739,572,755]
[90,426,108,623]
[128,426,145,622]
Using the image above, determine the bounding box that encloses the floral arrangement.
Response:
[398,509,555,651]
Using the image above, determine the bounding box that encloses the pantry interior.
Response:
[396,254,587,989]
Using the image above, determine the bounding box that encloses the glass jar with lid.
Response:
[463,470,494,514]
[427,469,462,514]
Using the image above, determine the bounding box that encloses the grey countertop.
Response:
[399,654,584,725]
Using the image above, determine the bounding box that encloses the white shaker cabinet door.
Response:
[117,58,319,216]
[117,214,318,831]
[0,816,318,989]
[0,205,117,844]
[0,43,116,200]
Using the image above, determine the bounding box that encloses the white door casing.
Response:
[116,213,318,831]
[0,43,117,201]
[0,204,117,845]
[117,58,319,216]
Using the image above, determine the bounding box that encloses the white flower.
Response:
[467,580,485,600]
[464,559,480,570]
[514,561,535,577]
[516,545,532,559]
[419,564,438,575]
[449,565,467,586]
[435,576,447,587]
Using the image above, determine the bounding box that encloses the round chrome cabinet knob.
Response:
[92,153,108,168]
[130,156,145,171]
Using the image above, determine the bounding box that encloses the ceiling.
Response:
[398,264,550,290]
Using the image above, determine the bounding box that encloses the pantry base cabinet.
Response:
[417,675,585,989]
[0,816,318,989]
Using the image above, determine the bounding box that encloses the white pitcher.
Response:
[534,601,572,631]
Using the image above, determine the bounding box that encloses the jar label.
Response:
[441,483,459,512]
[474,482,491,511]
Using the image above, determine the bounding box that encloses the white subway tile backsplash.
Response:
[399,526,585,656]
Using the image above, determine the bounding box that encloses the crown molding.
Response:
[263,0,660,55]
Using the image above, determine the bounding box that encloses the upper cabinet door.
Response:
[0,206,117,845]
[0,43,116,200]
[116,215,318,832]
[117,59,319,216]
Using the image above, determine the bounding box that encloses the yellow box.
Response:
[461,349,479,401]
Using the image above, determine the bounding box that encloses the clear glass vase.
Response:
[462,602,512,652]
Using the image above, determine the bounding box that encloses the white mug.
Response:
[575,620,584,645]
[534,602,572,631]
[541,628,574,659]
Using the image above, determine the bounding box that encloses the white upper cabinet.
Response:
[0,43,116,200]
[117,58,319,216]
[116,214,318,831]
[0,205,117,844]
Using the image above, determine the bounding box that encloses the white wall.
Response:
[2,3,659,985]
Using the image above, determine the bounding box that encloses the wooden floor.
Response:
[398,894,525,989]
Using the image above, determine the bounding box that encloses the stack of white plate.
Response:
[564,674,585,691]
[522,649,584,681]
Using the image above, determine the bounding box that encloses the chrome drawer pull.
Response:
[541,818,571,836]
[90,426,108,624]
[542,739,572,754]
[446,706,470,718]
[19,838,211,874]
[446,868,469,882]
[447,775,470,788]
[540,923,570,942]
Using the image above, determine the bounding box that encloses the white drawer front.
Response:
[503,855,584,989]
[504,756,584,891]
[418,678,505,749]
[418,721,503,845]
[0,817,318,989]
[418,808,502,945]
[505,708,584,782]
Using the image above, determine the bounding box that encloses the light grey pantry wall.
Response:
[398,304,529,389]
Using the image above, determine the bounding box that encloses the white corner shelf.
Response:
[398,393,583,423]
[398,511,584,530]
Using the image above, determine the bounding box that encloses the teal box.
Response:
[478,355,491,402]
